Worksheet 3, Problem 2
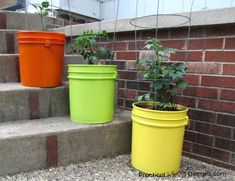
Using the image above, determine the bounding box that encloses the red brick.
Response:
[0,13,6,29]
[184,74,200,85]
[46,136,58,167]
[221,89,235,101]
[215,138,235,152]
[105,42,127,51]
[141,29,170,39]
[223,64,235,75]
[187,119,195,131]
[188,39,223,50]
[174,96,196,108]
[170,28,188,38]
[126,61,137,70]
[116,31,141,41]
[160,40,185,49]
[188,109,216,123]
[205,51,235,62]
[105,60,126,69]
[193,144,230,162]
[183,141,192,152]
[128,41,145,50]
[170,51,202,61]
[6,33,15,54]
[217,113,235,127]
[225,38,235,49]
[185,130,214,146]
[118,70,137,80]
[118,80,126,88]
[194,121,232,138]
[183,152,213,164]
[183,86,218,99]
[212,160,235,171]
[118,89,137,99]
[118,98,124,107]
[186,62,222,74]
[126,81,151,91]
[190,27,207,38]
[201,75,235,88]
[198,99,235,114]
[206,24,235,37]
[29,92,39,119]
[125,99,135,109]
[116,52,139,60]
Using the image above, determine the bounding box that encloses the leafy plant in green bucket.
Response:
[72,30,114,64]
[137,38,188,111]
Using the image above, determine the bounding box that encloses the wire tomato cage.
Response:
[128,0,195,103]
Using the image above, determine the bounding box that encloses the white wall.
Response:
[26,0,235,20]
[59,0,101,19]
[102,0,235,20]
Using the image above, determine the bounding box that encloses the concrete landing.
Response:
[0,11,65,30]
[0,110,132,176]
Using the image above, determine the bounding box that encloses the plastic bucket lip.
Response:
[132,101,188,114]
[17,31,65,36]
[68,64,117,67]
[68,71,116,74]
[132,101,189,128]
[17,31,65,45]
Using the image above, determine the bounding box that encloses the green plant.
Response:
[137,38,188,111]
[31,0,51,31]
[72,30,114,64]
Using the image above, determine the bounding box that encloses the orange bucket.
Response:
[17,31,65,87]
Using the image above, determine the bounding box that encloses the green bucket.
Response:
[68,65,117,124]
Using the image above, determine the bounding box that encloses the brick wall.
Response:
[99,24,235,170]
[68,23,235,170]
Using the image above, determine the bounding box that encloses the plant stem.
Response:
[40,15,45,31]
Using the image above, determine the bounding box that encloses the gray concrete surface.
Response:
[0,83,69,122]
[0,54,83,83]
[55,7,235,36]
[0,54,19,82]
[0,154,234,181]
[0,10,65,30]
[0,110,131,176]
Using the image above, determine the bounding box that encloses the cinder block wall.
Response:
[90,24,234,170]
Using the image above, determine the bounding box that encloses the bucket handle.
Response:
[45,40,51,48]
[186,119,190,130]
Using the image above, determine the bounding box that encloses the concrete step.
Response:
[0,110,131,176]
[0,11,66,30]
[0,54,84,82]
[0,83,69,123]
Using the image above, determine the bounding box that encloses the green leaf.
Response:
[42,1,49,8]
[136,95,144,102]
[170,87,177,96]
[177,81,188,89]
[144,93,152,101]
[154,83,163,90]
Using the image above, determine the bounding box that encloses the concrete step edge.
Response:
[0,110,132,176]
[0,83,70,123]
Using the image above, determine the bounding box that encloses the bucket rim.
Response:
[132,101,188,114]
[68,64,117,67]
[17,31,65,36]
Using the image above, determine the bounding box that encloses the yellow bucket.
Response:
[131,102,189,175]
